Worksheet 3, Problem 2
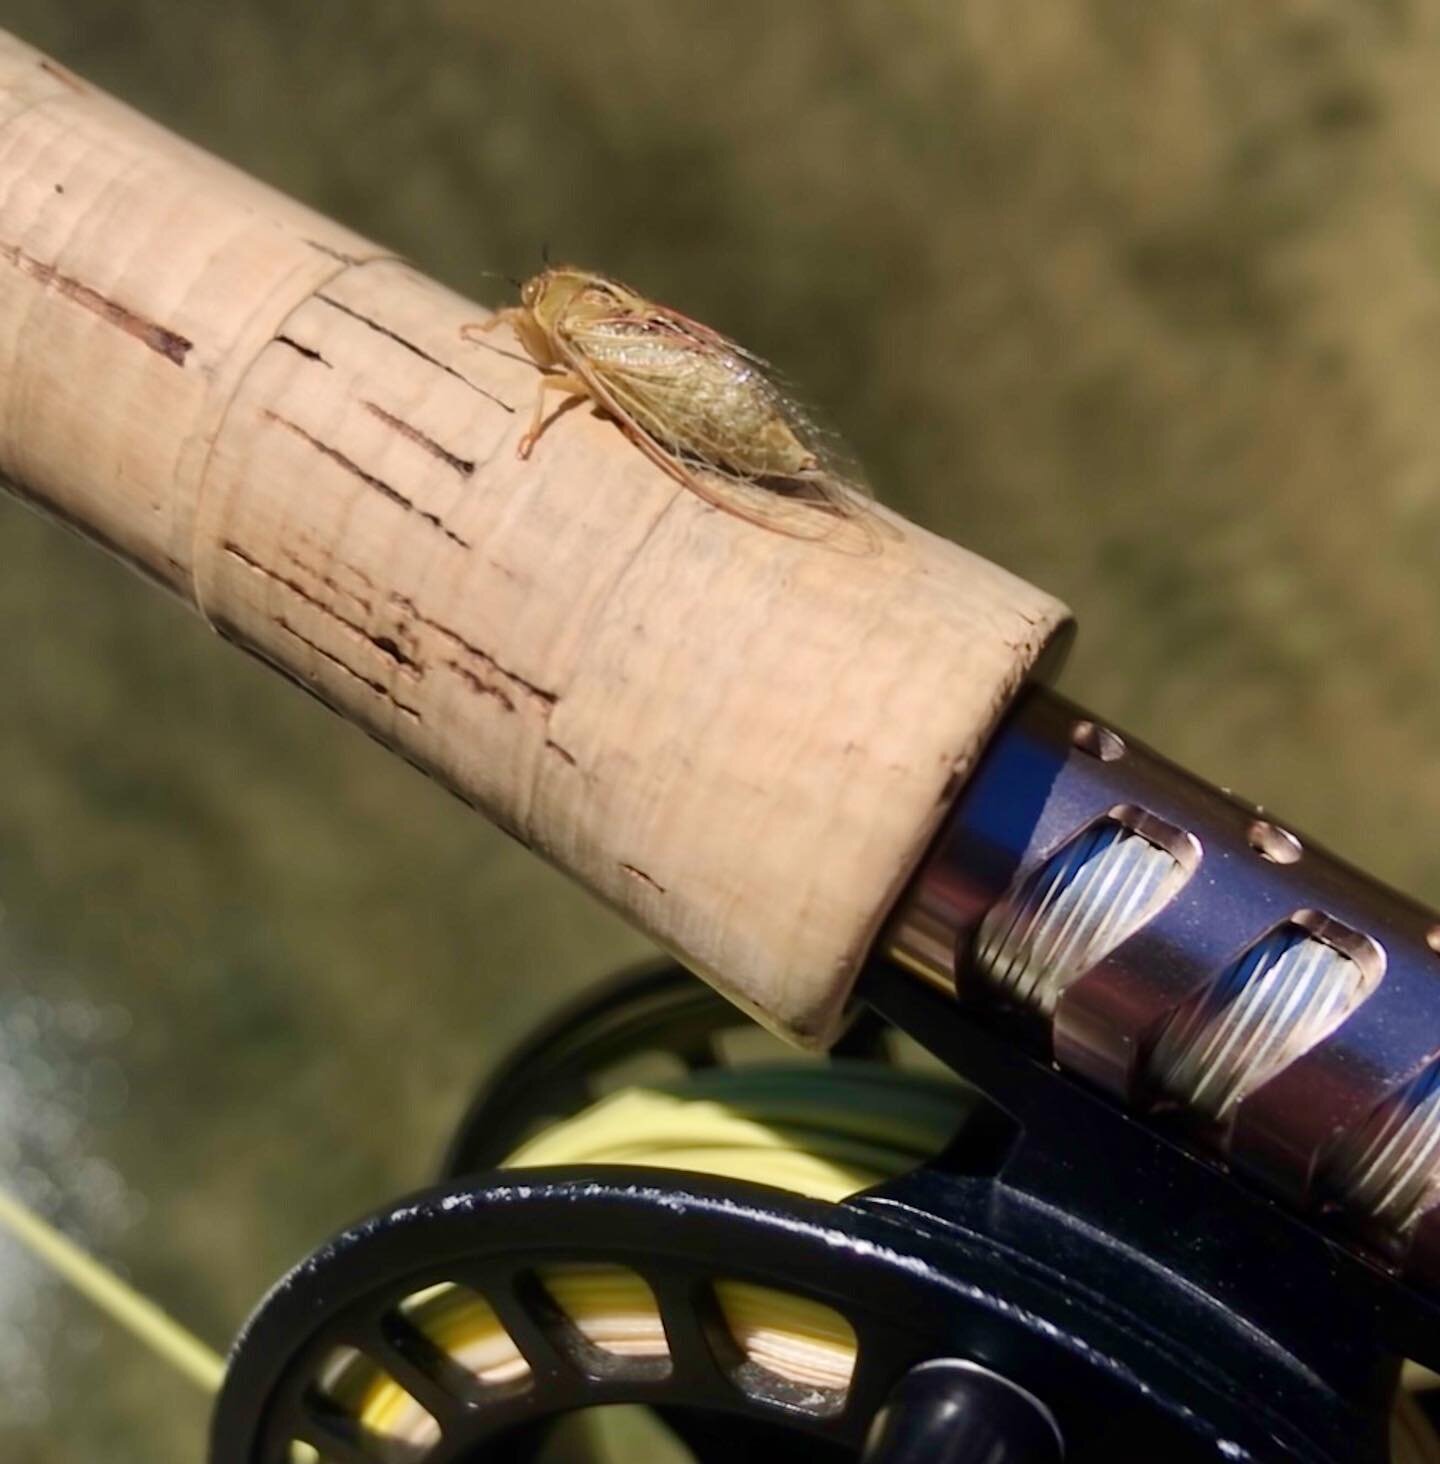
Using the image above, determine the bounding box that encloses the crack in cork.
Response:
[262,411,471,549]
[302,238,370,267]
[38,59,87,94]
[279,545,373,614]
[225,539,560,731]
[316,294,513,412]
[363,401,475,477]
[391,593,558,710]
[276,617,422,720]
[274,335,332,368]
[0,242,192,366]
[444,659,517,712]
[619,863,666,894]
[222,542,421,674]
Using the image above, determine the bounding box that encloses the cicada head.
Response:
[521,267,636,337]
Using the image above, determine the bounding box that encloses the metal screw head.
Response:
[1248,820,1303,865]
[1071,721,1125,762]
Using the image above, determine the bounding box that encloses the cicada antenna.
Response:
[474,268,526,291]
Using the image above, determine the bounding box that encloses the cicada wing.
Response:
[627,300,777,371]
[567,310,864,479]
[632,311,882,497]
[556,312,894,553]
[676,466,896,556]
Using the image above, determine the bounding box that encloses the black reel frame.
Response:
[212,960,1437,1464]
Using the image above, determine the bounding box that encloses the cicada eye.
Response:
[520,276,543,308]
[580,281,622,308]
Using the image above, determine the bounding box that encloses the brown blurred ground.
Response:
[0,3,1439,1459]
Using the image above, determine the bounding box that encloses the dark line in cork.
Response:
[620,864,666,895]
[287,532,379,591]
[223,541,330,614]
[392,593,558,707]
[369,635,420,671]
[445,659,517,712]
[363,400,475,476]
[220,621,332,708]
[279,546,374,613]
[275,335,332,367]
[277,616,422,721]
[262,411,470,549]
[39,59,87,94]
[223,542,421,673]
[545,739,578,767]
[0,242,192,365]
[302,238,368,266]
[316,293,513,411]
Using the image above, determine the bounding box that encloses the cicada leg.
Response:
[518,371,592,460]
[460,310,521,341]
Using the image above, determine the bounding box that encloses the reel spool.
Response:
[212,963,1440,1464]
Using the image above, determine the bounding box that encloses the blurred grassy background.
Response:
[1,2,1440,1458]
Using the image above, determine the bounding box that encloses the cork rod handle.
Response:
[0,33,1068,1045]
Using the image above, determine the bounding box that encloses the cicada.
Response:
[467,266,887,550]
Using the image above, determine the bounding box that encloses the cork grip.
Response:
[0,33,1069,1045]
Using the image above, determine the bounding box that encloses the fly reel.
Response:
[211,962,1437,1464]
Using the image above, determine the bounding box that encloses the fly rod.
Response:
[1,28,1439,1463]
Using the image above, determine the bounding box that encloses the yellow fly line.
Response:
[347,1062,971,1447]
[0,1184,225,1394]
[0,1059,1435,1463]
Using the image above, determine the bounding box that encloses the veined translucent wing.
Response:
[555,307,892,553]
